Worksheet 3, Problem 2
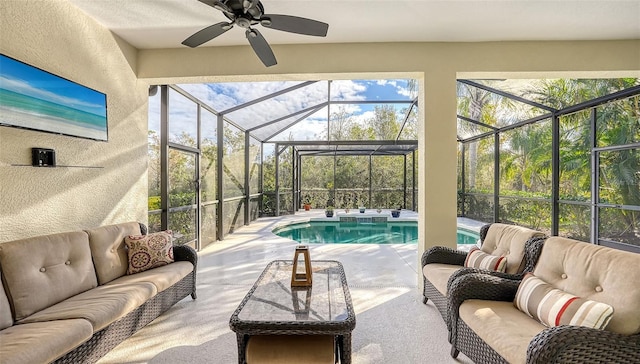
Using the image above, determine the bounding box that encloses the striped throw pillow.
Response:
[514,273,613,329]
[464,247,507,272]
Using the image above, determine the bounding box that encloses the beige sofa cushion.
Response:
[460,299,546,364]
[18,281,157,332]
[0,231,98,321]
[533,236,640,335]
[107,260,194,293]
[481,223,545,274]
[86,222,141,285]
[0,319,93,364]
[422,263,461,295]
[0,270,14,330]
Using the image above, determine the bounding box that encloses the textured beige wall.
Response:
[0,1,148,242]
[138,40,640,79]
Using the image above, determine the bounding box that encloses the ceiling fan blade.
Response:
[198,0,217,8]
[261,14,328,37]
[245,29,277,67]
[182,22,233,47]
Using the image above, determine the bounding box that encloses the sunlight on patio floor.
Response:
[97,211,473,364]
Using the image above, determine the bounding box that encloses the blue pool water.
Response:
[457,227,481,245]
[273,221,480,245]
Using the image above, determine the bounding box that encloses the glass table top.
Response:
[236,260,351,323]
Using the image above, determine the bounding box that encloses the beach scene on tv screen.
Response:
[0,55,107,141]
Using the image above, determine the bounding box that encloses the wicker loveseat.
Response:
[0,222,197,364]
[448,236,640,364]
[421,223,546,321]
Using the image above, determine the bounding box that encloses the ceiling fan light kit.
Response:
[182,0,329,67]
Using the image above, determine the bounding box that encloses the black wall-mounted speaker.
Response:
[32,148,56,167]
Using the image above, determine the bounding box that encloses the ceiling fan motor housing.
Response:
[221,0,264,20]
[236,16,253,28]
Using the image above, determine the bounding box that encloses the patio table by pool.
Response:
[229,260,356,364]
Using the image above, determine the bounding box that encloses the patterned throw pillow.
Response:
[464,246,507,272]
[514,273,613,329]
[125,231,174,275]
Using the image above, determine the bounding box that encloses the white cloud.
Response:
[330,103,362,116]
[396,84,413,97]
[352,110,376,125]
[380,79,414,98]
[216,82,329,129]
[155,79,414,143]
[330,80,367,101]
[270,118,327,141]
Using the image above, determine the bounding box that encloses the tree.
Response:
[328,106,354,141]
[501,78,639,240]
[369,105,400,140]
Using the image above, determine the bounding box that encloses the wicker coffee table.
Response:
[229,260,356,364]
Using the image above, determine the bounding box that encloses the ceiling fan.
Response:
[182,0,329,67]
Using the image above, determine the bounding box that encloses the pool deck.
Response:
[457,216,486,232]
[97,210,475,364]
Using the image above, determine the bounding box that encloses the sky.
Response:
[160,78,416,143]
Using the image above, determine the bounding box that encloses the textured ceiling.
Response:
[69,0,640,49]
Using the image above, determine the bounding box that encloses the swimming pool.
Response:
[273,221,480,245]
[457,227,482,245]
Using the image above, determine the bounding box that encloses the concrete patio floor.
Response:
[97,210,474,364]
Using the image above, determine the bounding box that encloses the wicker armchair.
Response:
[421,223,546,321]
[448,237,640,364]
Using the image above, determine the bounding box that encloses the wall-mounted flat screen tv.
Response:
[0,54,108,141]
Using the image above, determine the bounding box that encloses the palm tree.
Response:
[525,79,639,242]
[458,84,491,189]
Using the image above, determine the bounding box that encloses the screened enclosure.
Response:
[457,79,640,252]
[147,77,639,254]
[148,80,418,250]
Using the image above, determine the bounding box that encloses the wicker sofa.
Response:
[448,236,640,364]
[0,222,197,364]
[421,223,546,321]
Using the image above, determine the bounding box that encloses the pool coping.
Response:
[268,209,420,231]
